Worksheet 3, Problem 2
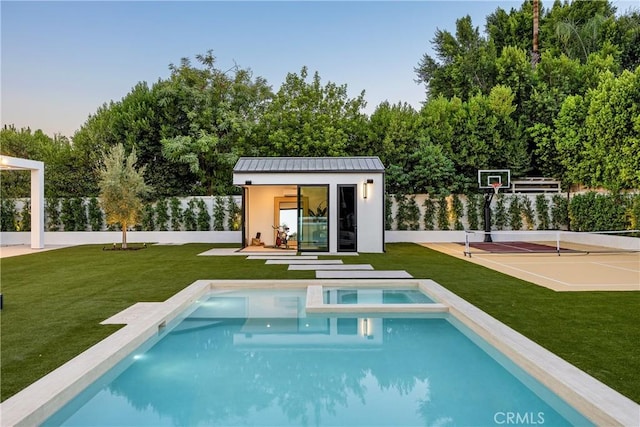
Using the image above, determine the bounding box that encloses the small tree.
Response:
[508,196,523,231]
[156,199,169,231]
[213,196,225,231]
[183,199,198,231]
[437,195,450,231]
[405,196,421,230]
[226,196,241,231]
[141,203,156,231]
[521,196,535,230]
[72,198,87,231]
[466,193,479,230]
[196,198,211,231]
[451,194,464,230]
[45,197,61,231]
[423,197,436,230]
[385,195,393,231]
[98,144,150,248]
[20,200,31,231]
[535,195,550,230]
[169,197,182,231]
[494,194,507,230]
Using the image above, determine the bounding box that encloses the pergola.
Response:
[0,155,44,249]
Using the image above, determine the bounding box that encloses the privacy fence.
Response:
[1,191,638,235]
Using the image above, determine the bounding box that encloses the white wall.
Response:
[238,172,384,253]
[0,231,241,246]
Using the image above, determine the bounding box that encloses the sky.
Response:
[1,0,638,138]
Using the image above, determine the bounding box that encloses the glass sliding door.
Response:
[298,185,329,252]
[337,185,357,251]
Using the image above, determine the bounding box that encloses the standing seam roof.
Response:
[233,157,385,173]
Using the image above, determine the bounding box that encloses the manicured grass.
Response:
[1,243,638,404]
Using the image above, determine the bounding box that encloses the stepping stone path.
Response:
[250,254,413,278]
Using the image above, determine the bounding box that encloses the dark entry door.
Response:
[338,185,357,252]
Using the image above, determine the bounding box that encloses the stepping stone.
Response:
[315,270,413,279]
[198,248,243,256]
[288,264,373,271]
[266,259,343,265]
[247,255,318,260]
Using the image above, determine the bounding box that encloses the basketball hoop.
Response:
[491,182,502,195]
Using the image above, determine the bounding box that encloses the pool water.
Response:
[44,290,593,427]
[324,288,435,304]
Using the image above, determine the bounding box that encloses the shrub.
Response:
[19,200,31,231]
[88,197,104,231]
[226,196,241,231]
[213,196,225,231]
[141,203,156,231]
[196,198,211,231]
[630,194,640,230]
[72,198,87,231]
[183,199,197,231]
[395,194,409,230]
[45,198,61,231]
[551,194,569,230]
[493,194,507,231]
[423,197,436,230]
[521,196,535,230]
[452,194,464,230]
[569,192,627,232]
[60,198,75,231]
[437,195,449,231]
[405,196,421,230]
[535,195,550,230]
[169,197,182,231]
[385,195,393,231]
[508,195,523,231]
[1,199,17,231]
[155,199,169,231]
[465,193,479,230]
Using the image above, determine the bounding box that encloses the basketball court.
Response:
[423,241,639,292]
[428,169,639,291]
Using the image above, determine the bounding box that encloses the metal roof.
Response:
[233,157,385,173]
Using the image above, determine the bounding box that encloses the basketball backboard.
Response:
[478,169,511,190]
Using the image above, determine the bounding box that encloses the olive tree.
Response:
[98,144,150,248]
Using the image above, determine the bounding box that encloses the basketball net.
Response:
[491,182,502,195]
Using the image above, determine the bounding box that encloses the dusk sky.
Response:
[2,1,638,138]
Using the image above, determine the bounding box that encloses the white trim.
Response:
[0,155,44,249]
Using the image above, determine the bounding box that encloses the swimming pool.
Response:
[43,288,590,426]
[3,279,637,426]
[324,288,435,304]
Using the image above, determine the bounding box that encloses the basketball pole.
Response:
[483,189,494,242]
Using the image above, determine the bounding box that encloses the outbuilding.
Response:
[233,157,385,253]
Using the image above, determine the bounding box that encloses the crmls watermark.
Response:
[494,411,545,425]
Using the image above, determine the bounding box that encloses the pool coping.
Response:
[1,279,638,426]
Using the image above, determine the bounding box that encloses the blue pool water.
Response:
[44,290,593,427]
[324,288,435,304]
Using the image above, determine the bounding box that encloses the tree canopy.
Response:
[2,0,638,197]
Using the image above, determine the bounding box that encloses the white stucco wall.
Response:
[236,171,384,253]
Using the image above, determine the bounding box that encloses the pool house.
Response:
[232,156,385,253]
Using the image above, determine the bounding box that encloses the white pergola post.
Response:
[0,155,45,249]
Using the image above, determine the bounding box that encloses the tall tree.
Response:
[416,15,498,100]
[98,144,150,248]
[254,67,367,157]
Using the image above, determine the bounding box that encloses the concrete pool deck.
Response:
[1,278,638,426]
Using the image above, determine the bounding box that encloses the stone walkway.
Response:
[196,247,413,278]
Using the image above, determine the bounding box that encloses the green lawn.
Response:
[1,243,638,404]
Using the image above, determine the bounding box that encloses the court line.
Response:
[472,256,572,286]
[591,262,640,273]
